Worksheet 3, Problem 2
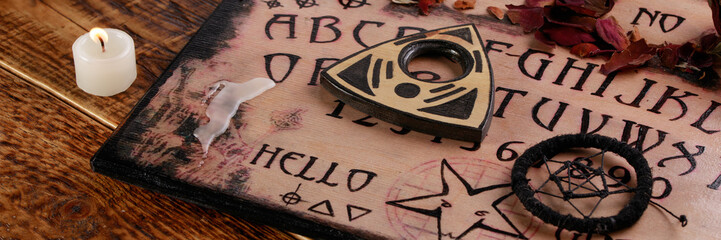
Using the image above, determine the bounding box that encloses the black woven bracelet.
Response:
[511,133,653,234]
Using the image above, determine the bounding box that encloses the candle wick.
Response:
[99,37,106,53]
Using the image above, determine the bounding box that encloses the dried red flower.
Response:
[506,5,545,33]
[418,0,434,15]
[544,7,597,32]
[709,0,721,36]
[527,0,555,7]
[596,16,629,50]
[571,43,601,58]
[557,0,584,7]
[689,51,714,68]
[658,43,681,68]
[601,39,656,74]
[677,41,715,69]
[678,42,695,61]
[534,31,556,46]
[557,0,614,17]
[494,0,719,83]
[581,0,615,17]
[700,33,721,51]
[542,26,595,46]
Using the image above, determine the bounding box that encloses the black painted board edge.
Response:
[92,152,359,239]
[90,0,362,239]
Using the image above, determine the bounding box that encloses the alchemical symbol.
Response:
[281,183,305,206]
[339,0,370,9]
[264,0,283,8]
[296,0,318,9]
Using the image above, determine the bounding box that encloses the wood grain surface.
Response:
[0,68,295,239]
[91,0,721,239]
[0,0,220,127]
[0,0,297,239]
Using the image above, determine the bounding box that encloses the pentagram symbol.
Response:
[511,134,653,234]
[387,159,528,239]
[339,0,370,9]
[280,183,306,206]
[295,0,318,9]
[264,0,283,8]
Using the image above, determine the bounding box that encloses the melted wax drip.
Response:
[194,78,276,157]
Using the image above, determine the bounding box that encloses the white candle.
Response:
[72,28,137,96]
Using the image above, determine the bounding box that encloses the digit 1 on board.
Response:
[708,171,721,190]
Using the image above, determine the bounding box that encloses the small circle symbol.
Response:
[395,83,421,98]
[282,192,302,205]
[280,183,305,206]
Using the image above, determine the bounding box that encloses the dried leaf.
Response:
[555,0,596,16]
[709,0,721,35]
[557,0,584,6]
[454,0,477,10]
[571,43,600,57]
[676,38,715,69]
[544,7,597,32]
[556,0,614,17]
[506,5,545,33]
[419,0,433,15]
[534,30,557,46]
[527,0,555,7]
[487,6,505,20]
[601,39,656,74]
[658,43,680,68]
[542,26,596,46]
[596,16,629,50]
[689,51,714,68]
[629,26,642,42]
[700,33,720,51]
[678,42,696,61]
[581,0,615,17]
[711,41,721,55]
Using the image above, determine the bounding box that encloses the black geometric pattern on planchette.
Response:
[337,54,376,96]
[321,24,494,142]
[335,37,479,119]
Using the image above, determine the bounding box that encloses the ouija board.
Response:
[92,0,721,239]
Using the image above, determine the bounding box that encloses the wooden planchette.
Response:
[321,24,493,142]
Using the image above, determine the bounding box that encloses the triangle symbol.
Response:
[321,24,494,142]
[337,54,375,96]
[440,28,473,44]
[346,204,372,222]
[308,200,334,217]
[418,88,477,119]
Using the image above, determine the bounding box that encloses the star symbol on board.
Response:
[387,159,527,239]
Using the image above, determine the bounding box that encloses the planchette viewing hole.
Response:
[399,40,473,83]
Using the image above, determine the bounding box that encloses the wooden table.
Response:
[0,0,296,239]
[5,0,721,239]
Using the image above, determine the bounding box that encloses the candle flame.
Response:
[89,28,108,52]
[89,28,109,45]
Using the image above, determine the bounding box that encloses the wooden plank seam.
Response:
[0,59,117,130]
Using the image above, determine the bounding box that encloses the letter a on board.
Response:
[321,24,494,142]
